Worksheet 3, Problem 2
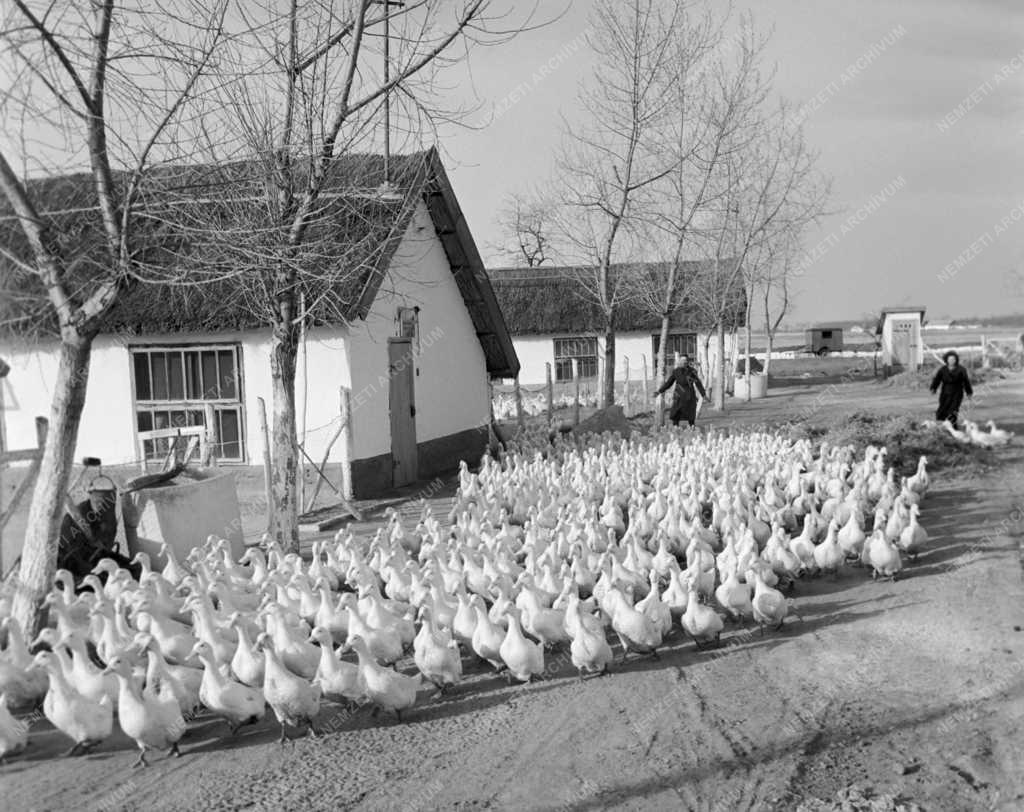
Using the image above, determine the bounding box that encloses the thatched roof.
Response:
[489,261,747,336]
[0,148,519,377]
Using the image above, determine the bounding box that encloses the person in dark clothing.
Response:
[656,354,707,427]
[929,350,973,428]
[58,475,141,584]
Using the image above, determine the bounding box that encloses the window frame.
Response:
[128,343,247,464]
[651,332,698,369]
[553,336,599,382]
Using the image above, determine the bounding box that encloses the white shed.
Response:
[875,306,926,371]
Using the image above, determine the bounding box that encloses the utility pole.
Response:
[373,0,406,187]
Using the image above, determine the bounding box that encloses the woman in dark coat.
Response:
[929,350,973,428]
[656,354,707,427]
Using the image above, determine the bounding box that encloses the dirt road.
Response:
[4,377,1023,812]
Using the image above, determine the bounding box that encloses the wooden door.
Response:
[891,320,914,368]
[388,339,417,487]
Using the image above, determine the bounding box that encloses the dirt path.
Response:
[4,378,1023,812]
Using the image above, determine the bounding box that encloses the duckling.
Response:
[103,655,184,767]
[0,691,29,763]
[681,589,724,650]
[751,573,789,633]
[188,641,265,736]
[349,636,420,721]
[498,607,545,683]
[308,627,364,705]
[33,650,113,756]
[256,634,321,743]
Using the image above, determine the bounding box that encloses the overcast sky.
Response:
[437,0,1024,324]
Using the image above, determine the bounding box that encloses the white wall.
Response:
[508,330,725,388]
[345,199,490,460]
[1,327,352,470]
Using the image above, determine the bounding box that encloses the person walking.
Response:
[656,354,707,428]
[929,350,973,428]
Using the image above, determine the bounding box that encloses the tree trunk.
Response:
[764,330,774,376]
[11,334,93,636]
[655,314,671,427]
[602,319,616,409]
[713,321,727,411]
[743,321,752,403]
[269,323,300,553]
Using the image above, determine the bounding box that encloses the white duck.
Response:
[412,607,463,694]
[498,607,545,683]
[714,569,753,622]
[751,572,789,633]
[308,626,364,706]
[0,691,29,763]
[470,596,507,671]
[256,634,321,743]
[985,420,1014,443]
[33,651,113,756]
[897,503,928,559]
[103,654,184,767]
[605,586,662,660]
[866,529,902,581]
[348,636,420,721]
[189,641,265,736]
[566,598,613,679]
[681,589,724,649]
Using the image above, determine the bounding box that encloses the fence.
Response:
[492,354,719,426]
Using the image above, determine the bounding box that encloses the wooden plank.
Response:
[0,448,44,464]
[0,418,47,533]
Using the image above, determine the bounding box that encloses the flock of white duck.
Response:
[0,426,947,767]
[926,418,1014,448]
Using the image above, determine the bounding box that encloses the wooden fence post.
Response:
[622,355,631,417]
[641,354,649,412]
[0,417,48,574]
[202,403,217,467]
[256,397,273,534]
[572,359,581,426]
[514,375,525,431]
[545,362,553,426]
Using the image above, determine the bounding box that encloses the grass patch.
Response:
[785,410,995,476]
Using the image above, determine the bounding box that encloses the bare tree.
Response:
[760,233,798,376]
[0,0,228,634]
[188,1,537,550]
[495,192,555,267]
[552,0,680,408]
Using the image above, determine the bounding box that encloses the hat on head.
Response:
[87,475,117,493]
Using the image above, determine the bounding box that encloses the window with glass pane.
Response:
[553,337,598,382]
[131,345,245,462]
[651,333,697,368]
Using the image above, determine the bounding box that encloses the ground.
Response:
[3,365,1023,812]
